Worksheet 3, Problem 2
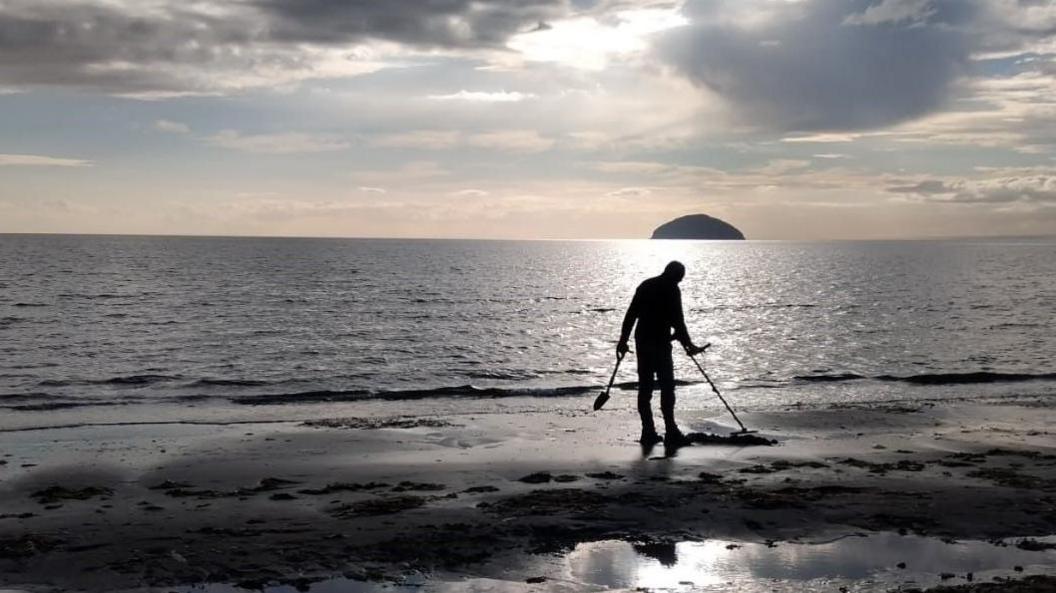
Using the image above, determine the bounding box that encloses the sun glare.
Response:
[507,8,688,70]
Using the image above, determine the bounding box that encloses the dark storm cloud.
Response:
[256,0,564,48]
[0,2,257,93]
[0,0,567,94]
[655,0,979,131]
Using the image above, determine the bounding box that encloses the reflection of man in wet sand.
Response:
[617,261,705,447]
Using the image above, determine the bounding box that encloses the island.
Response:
[651,214,746,240]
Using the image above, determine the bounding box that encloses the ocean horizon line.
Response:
[2,231,1054,243]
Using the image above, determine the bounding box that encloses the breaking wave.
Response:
[796,371,1056,386]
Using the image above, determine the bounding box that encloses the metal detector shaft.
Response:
[688,353,749,433]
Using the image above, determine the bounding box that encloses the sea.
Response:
[1,234,1054,429]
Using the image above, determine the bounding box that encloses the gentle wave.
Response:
[37,374,181,387]
[8,369,1053,411]
[6,401,127,411]
[232,379,698,405]
[188,378,274,387]
[464,368,594,380]
[3,377,699,409]
[692,303,818,312]
[0,392,55,402]
[94,374,180,386]
[794,373,865,383]
[797,371,1056,385]
[234,385,591,405]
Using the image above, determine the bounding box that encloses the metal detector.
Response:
[686,344,757,435]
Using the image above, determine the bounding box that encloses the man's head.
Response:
[662,260,685,283]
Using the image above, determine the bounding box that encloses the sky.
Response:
[1,0,1055,240]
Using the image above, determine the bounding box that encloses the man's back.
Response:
[626,275,689,346]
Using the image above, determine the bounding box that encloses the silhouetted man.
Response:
[617,261,703,446]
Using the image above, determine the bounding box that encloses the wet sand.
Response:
[1,398,1055,592]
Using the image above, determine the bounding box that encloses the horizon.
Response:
[2,0,1055,239]
[3,229,1055,243]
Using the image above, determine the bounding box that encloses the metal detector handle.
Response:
[685,342,711,356]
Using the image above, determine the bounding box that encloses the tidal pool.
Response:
[143,533,1056,593]
[561,533,1056,592]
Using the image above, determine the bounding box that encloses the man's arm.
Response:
[617,288,640,356]
[671,286,696,351]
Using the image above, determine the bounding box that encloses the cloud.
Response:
[427,90,536,102]
[357,186,387,194]
[0,0,565,94]
[656,0,976,131]
[887,172,1056,204]
[371,129,556,153]
[593,159,708,179]
[607,186,654,198]
[888,179,957,195]
[154,119,190,134]
[206,131,350,154]
[371,131,461,150]
[0,153,92,167]
[466,130,555,153]
[883,69,1056,153]
[0,1,255,94]
[353,161,451,185]
[750,159,812,175]
[782,133,864,143]
[256,0,566,48]
[843,0,936,26]
[593,160,690,175]
[450,189,490,197]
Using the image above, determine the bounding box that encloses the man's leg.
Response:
[656,346,680,437]
[636,348,658,439]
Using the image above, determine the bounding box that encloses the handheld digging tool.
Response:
[593,350,625,411]
[686,344,757,435]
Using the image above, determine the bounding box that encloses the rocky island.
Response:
[651,214,746,240]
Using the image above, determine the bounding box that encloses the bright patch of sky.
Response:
[507,8,689,70]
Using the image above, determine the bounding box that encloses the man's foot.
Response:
[664,430,690,448]
[638,431,663,445]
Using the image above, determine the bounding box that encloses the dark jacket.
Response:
[619,275,690,349]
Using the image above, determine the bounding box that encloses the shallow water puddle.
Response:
[148,534,1056,593]
[162,580,423,593]
[561,534,1056,591]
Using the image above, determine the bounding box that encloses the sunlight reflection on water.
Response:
[563,534,1056,592]
[158,534,1056,593]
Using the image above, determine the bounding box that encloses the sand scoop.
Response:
[592,350,625,411]
[687,344,757,435]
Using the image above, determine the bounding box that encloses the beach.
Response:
[2,394,1055,592]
